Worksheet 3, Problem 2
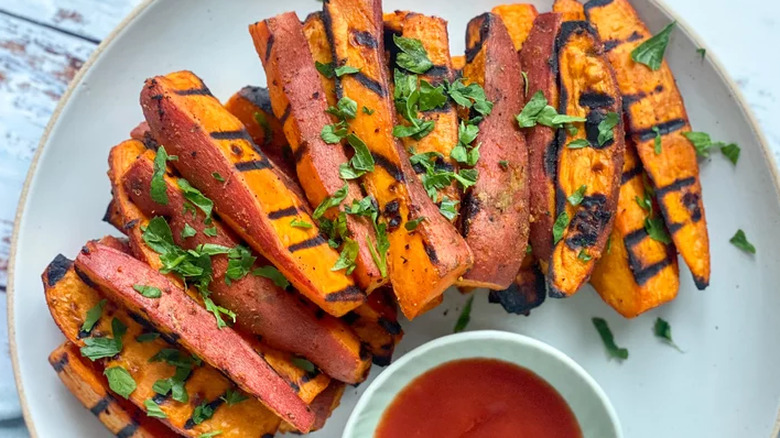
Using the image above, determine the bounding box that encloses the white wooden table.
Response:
[1,1,778,436]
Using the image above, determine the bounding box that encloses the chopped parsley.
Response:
[552,211,570,245]
[498,160,509,170]
[149,349,198,403]
[151,146,177,205]
[577,250,592,262]
[104,366,136,399]
[177,179,214,222]
[133,284,162,298]
[631,22,676,71]
[181,223,197,239]
[720,143,741,165]
[446,79,493,117]
[653,126,662,154]
[597,112,619,146]
[410,151,477,203]
[331,238,359,275]
[144,399,168,419]
[645,216,672,244]
[312,184,349,220]
[696,48,706,60]
[730,229,755,254]
[521,71,529,96]
[315,61,361,78]
[393,34,433,74]
[192,401,215,425]
[290,218,313,229]
[450,122,481,167]
[252,265,291,289]
[516,91,585,129]
[653,317,682,352]
[453,296,474,333]
[291,357,317,373]
[211,172,225,182]
[567,138,590,149]
[80,317,126,361]
[439,198,460,221]
[567,185,587,206]
[592,317,628,360]
[340,133,375,179]
[81,299,106,334]
[362,106,375,115]
[135,332,160,343]
[392,69,437,140]
[221,388,249,406]
[405,216,426,231]
[253,111,273,145]
[203,225,218,237]
[684,130,741,164]
[224,245,256,284]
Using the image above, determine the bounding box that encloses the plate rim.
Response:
[7,1,780,436]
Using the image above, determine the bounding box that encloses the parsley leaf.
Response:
[344,133,375,175]
[136,332,160,343]
[405,216,426,231]
[332,238,359,275]
[730,229,755,254]
[177,179,214,221]
[635,194,652,212]
[222,389,249,406]
[315,61,335,78]
[199,432,223,438]
[321,122,348,144]
[393,34,433,74]
[335,65,360,77]
[447,79,493,117]
[291,357,317,373]
[313,184,349,219]
[552,212,570,245]
[498,160,509,170]
[181,223,197,239]
[683,131,714,157]
[225,245,256,284]
[567,185,587,206]
[362,106,375,115]
[203,226,217,237]
[290,218,313,229]
[418,80,448,111]
[80,317,126,361]
[252,265,290,289]
[653,126,662,154]
[645,216,672,244]
[211,172,225,182]
[327,97,357,120]
[367,226,390,278]
[653,317,682,352]
[104,366,136,399]
[592,317,628,360]
[453,296,474,333]
[81,299,106,334]
[439,197,459,221]
[516,91,585,129]
[631,22,676,71]
[151,146,177,205]
[696,48,706,60]
[144,399,167,419]
[597,112,619,146]
[521,71,529,96]
[577,250,592,262]
[720,143,740,165]
[567,139,590,149]
[133,284,162,298]
[192,402,215,425]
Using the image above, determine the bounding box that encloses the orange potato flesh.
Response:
[585,0,710,289]
[459,13,530,290]
[491,4,539,52]
[140,71,364,316]
[553,0,586,21]
[323,0,473,319]
[548,21,625,297]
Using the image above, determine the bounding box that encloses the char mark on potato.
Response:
[621,165,642,184]
[292,141,309,164]
[173,86,212,96]
[268,206,299,220]
[627,247,674,286]
[238,86,274,113]
[565,194,612,249]
[288,235,328,253]
[49,352,69,373]
[422,241,440,265]
[264,31,275,62]
[352,29,378,48]
[682,191,702,222]
[210,130,254,141]
[352,72,386,97]
[278,104,292,126]
[585,110,613,148]
[459,191,480,238]
[465,13,492,63]
[325,286,366,303]
[89,396,112,416]
[579,91,616,109]
[654,176,697,198]
[46,254,74,287]
[377,317,402,336]
[488,270,546,315]
[116,422,139,438]
[634,118,687,142]
[371,152,404,182]
[235,159,273,172]
[583,0,615,12]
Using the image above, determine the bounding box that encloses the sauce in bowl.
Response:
[375,358,582,438]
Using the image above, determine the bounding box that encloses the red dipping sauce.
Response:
[375,358,582,438]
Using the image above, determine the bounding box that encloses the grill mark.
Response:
[622,92,646,106]
[238,86,274,113]
[268,206,298,220]
[654,177,696,198]
[352,72,386,97]
[352,30,378,48]
[629,253,674,286]
[278,104,292,126]
[116,422,139,438]
[288,235,327,252]
[371,153,404,182]
[634,118,687,142]
[184,395,225,429]
[90,396,112,415]
[623,227,647,248]
[460,191,480,238]
[173,86,212,96]
[627,31,643,42]
[544,138,558,178]
[46,254,73,287]
[378,317,402,336]
[423,103,455,115]
[621,166,643,184]
[603,39,620,51]
[465,13,492,63]
[583,0,614,12]
[579,91,616,109]
[127,311,181,346]
[325,286,366,302]
[50,353,69,372]
[666,221,684,234]
[235,159,272,172]
[210,130,253,141]
[293,141,309,163]
[422,241,439,265]
[264,31,275,62]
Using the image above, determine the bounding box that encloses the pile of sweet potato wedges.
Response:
[43,0,710,435]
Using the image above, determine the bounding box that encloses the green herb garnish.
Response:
[393,34,433,74]
[144,399,167,419]
[151,146,177,205]
[104,366,136,399]
[133,284,162,298]
[290,218,313,229]
[567,185,587,206]
[552,211,570,245]
[291,357,317,373]
[80,317,126,361]
[597,112,619,146]
[221,388,249,406]
[631,22,676,71]
[405,216,426,231]
[730,229,755,254]
[653,317,682,352]
[252,265,290,289]
[653,126,662,154]
[592,317,628,360]
[81,299,106,333]
[454,296,474,333]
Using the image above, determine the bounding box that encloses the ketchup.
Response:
[375,358,582,438]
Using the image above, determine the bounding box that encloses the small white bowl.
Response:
[343,330,622,438]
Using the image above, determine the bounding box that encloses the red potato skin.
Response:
[459,13,531,290]
[519,13,563,264]
[74,242,315,432]
[122,156,371,383]
[141,72,364,317]
[249,13,385,293]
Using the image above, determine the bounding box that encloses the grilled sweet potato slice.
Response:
[491,4,539,52]
[249,13,385,294]
[384,12,462,216]
[43,258,281,437]
[547,21,625,297]
[224,86,292,174]
[591,141,679,317]
[122,153,371,383]
[553,0,585,21]
[519,13,564,264]
[459,13,530,290]
[141,71,364,316]
[73,242,314,431]
[49,342,172,438]
[279,380,346,433]
[323,0,473,319]
[585,0,710,289]
[343,288,403,367]
[107,140,164,271]
[488,252,546,315]
[302,12,339,108]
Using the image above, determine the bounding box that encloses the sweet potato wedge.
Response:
[107,140,164,271]
[518,13,564,264]
[249,13,386,294]
[384,12,462,215]
[451,55,466,76]
[141,71,365,316]
[491,4,539,52]
[49,342,172,438]
[488,252,546,315]
[43,258,281,437]
[73,242,315,431]
[323,0,473,319]
[553,0,585,21]
[590,141,679,317]
[547,20,625,297]
[343,288,403,367]
[585,0,710,289]
[122,153,371,383]
[224,86,292,175]
[458,13,530,290]
[278,380,346,433]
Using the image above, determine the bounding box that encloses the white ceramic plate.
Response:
[8,0,780,437]
[343,331,622,438]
